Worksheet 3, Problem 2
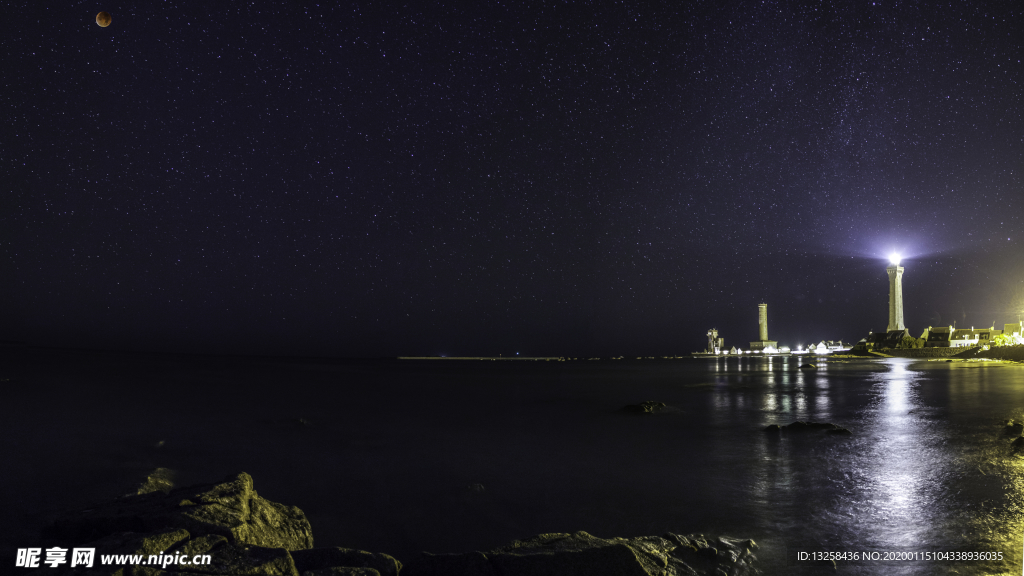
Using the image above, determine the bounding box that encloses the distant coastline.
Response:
[397,356,693,361]
[398,356,565,361]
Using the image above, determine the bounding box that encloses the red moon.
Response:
[96,11,112,27]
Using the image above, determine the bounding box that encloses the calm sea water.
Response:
[3,350,1024,574]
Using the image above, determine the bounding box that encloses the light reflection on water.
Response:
[735,357,1024,575]
[7,352,1024,576]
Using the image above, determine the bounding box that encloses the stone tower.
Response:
[749,303,777,351]
[886,259,905,331]
[758,303,768,341]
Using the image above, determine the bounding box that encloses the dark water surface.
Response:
[3,349,1024,574]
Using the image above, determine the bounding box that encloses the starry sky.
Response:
[3,1,1023,357]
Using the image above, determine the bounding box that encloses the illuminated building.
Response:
[706,328,723,354]
[887,253,905,331]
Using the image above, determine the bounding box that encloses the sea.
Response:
[3,348,1024,575]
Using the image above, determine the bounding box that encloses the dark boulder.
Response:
[782,421,838,431]
[409,530,758,576]
[301,565,385,569]
[200,542,300,575]
[799,363,817,370]
[132,467,178,496]
[1005,420,1024,435]
[766,421,851,435]
[1011,437,1024,451]
[42,472,314,551]
[31,473,401,576]
[292,547,401,576]
[621,401,667,414]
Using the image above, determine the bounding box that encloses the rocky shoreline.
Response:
[23,471,761,576]
[860,344,1024,361]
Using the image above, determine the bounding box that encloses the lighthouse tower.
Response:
[757,303,768,341]
[886,255,905,331]
[749,303,778,352]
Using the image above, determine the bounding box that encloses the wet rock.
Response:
[175,533,230,557]
[799,363,817,369]
[663,533,758,575]
[410,530,758,576]
[413,550,492,576]
[766,421,851,435]
[200,542,299,575]
[24,529,284,576]
[42,472,314,551]
[91,528,191,557]
[39,527,194,575]
[621,401,667,414]
[291,547,401,576]
[782,421,839,431]
[134,468,178,495]
[32,474,402,576]
[303,565,385,569]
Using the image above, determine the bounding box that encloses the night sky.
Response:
[3,1,1023,357]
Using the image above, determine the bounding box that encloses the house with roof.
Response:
[920,326,952,348]
[856,329,911,352]
[949,327,1002,348]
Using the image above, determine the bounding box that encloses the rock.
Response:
[799,363,816,369]
[91,528,191,557]
[780,421,842,432]
[291,547,401,576]
[303,569,382,576]
[1005,420,1024,435]
[25,529,301,576]
[765,422,851,435]
[176,533,231,556]
[200,542,300,575]
[410,531,759,576]
[621,401,667,414]
[32,474,403,576]
[414,550,493,576]
[1011,437,1024,451]
[42,472,314,551]
[35,529,192,575]
[134,468,178,495]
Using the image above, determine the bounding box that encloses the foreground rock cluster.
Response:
[29,472,760,576]
[31,472,400,576]
[410,531,759,576]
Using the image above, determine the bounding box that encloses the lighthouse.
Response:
[886,254,905,331]
[749,303,778,352]
[758,303,768,341]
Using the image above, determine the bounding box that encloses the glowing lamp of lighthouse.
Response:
[886,253,905,331]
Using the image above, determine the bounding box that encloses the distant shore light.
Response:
[889,253,901,265]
